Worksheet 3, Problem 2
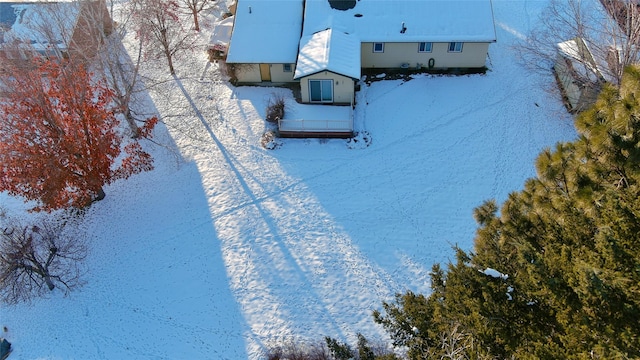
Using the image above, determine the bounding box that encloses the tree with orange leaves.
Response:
[0,59,156,211]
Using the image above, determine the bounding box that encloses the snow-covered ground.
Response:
[0,1,578,358]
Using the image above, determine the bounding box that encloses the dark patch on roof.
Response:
[0,3,16,43]
[0,3,19,27]
[328,0,356,11]
[0,2,29,43]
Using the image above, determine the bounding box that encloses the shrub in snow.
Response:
[264,335,398,360]
[261,130,281,150]
[266,94,286,123]
[264,339,330,360]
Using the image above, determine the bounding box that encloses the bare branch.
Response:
[0,215,87,304]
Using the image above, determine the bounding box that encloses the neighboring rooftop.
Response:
[209,15,233,48]
[0,1,79,51]
[557,37,605,83]
[225,0,303,63]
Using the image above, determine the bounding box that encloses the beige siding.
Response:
[361,42,490,69]
[231,63,261,82]
[230,63,296,83]
[299,71,354,104]
[269,64,297,82]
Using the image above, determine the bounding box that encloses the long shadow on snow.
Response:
[173,75,349,348]
[0,77,249,360]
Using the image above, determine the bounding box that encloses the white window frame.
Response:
[373,42,384,53]
[283,64,292,72]
[448,42,463,53]
[418,42,433,53]
[308,79,333,103]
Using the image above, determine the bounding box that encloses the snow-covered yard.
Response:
[0,1,578,358]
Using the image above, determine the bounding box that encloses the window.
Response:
[373,42,384,53]
[448,42,463,53]
[418,42,432,53]
[309,79,333,103]
[283,64,292,72]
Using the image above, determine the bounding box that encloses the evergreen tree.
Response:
[375,66,640,359]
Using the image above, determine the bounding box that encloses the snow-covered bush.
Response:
[266,94,285,123]
[261,130,281,150]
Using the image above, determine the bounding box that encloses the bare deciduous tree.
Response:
[100,34,147,135]
[180,0,215,31]
[519,0,640,86]
[132,0,197,75]
[0,217,87,304]
[37,0,160,137]
[71,0,165,138]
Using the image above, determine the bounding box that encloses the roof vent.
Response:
[400,22,407,34]
[354,13,363,17]
[328,0,356,11]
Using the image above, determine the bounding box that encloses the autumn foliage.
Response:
[0,59,156,211]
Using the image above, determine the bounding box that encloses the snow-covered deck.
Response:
[278,101,353,138]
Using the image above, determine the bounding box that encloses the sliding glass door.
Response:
[309,79,333,103]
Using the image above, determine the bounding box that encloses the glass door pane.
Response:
[309,80,322,102]
[321,80,333,102]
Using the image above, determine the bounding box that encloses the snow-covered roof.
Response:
[226,0,497,77]
[302,0,497,43]
[557,38,604,82]
[0,1,79,51]
[294,28,360,79]
[225,0,303,63]
[208,15,234,49]
[557,38,591,62]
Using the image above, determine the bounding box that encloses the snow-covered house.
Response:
[554,37,605,113]
[0,0,111,67]
[226,0,497,104]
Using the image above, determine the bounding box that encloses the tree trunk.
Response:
[167,54,175,75]
[164,45,175,75]
[93,187,106,202]
[44,275,55,291]
[125,107,140,138]
[31,260,56,290]
[193,10,200,31]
